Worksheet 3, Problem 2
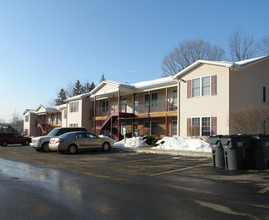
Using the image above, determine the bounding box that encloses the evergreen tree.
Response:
[100,74,106,83]
[55,89,67,105]
[83,81,96,93]
[89,81,95,91]
[72,80,84,96]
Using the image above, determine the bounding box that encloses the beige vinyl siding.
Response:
[229,59,269,134]
[230,59,269,111]
[67,100,82,127]
[179,64,230,137]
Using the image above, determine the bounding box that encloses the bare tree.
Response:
[230,106,269,134]
[258,35,269,54]
[162,39,225,76]
[10,110,23,133]
[228,31,257,62]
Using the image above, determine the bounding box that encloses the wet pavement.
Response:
[0,145,269,219]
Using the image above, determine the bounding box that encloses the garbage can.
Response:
[250,134,269,169]
[209,135,224,168]
[221,135,251,170]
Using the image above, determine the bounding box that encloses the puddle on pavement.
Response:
[0,158,82,197]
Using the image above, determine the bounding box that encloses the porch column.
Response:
[132,93,135,137]
[118,90,120,140]
[94,96,96,134]
[148,91,151,136]
[165,87,168,136]
[177,80,180,136]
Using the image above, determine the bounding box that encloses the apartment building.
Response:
[23,109,37,136]
[62,93,91,130]
[173,56,269,137]
[89,77,178,141]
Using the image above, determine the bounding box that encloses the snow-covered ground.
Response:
[154,136,211,152]
[112,136,211,152]
[113,137,148,148]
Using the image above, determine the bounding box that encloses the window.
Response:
[191,117,211,136]
[151,93,158,106]
[144,121,158,135]
[191,118,200,136]
[70,102,79,113]
[25,115,29,122]
[64,110,67,119]
[173,90,177,105]
[102,100,108,112]
[69,123,78,127]
[202,117,211,136]
[263,86,267,103]
[192,78,200,97]
[172,120,177,136]
[145,93,158,107]
[192,76,211,97]
[151,122,158,135]
[145,94,150,107]
[202,76,210,96]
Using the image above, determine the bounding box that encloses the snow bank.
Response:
[153,136,211,152]
[113,137,148,148]
[98,135,117,144]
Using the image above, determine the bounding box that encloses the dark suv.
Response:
[0,133,32,146]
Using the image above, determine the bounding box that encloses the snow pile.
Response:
[99,135,117,144]
[113,137,148,148]
[153,136,211,152]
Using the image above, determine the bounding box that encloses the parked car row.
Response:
[30,127,112,154]
[1,127,112,155]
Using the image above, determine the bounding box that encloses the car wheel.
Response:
[1,141,8,147]
[68,144,77,154]
[22,140,30,146]
[41,142,50,152]
[102,142,110,151]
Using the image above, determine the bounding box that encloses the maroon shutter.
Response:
[77,101,79,112]
[187,118,191,136]
[211,117,217,136]
[211,75,217,96]
[187,80,192,98]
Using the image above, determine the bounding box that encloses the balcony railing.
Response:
[90,99,177,117]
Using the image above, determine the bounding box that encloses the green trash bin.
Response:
[221,135,252,170]
[209,135,224,168]
[250,134,269,169]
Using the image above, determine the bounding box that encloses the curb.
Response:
[114,147,211,158]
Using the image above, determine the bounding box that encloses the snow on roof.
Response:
[65,92,91,102]
[234,56,267,66]
[174,56,269,79]
[131,76,175,89]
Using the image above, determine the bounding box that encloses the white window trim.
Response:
[191,76,211,98]
[191,116,211,136]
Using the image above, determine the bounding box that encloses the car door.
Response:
[74,133,88,149]
[85,133,101,148]
[14,133,24,144]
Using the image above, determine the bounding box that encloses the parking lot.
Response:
[0,145,269,219]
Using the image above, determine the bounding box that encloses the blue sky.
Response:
[0,0,268,121]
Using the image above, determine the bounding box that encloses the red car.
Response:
[0,133,31,146]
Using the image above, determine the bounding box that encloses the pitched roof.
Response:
[173,56,269,79]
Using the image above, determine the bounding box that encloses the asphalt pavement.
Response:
[0,145,268,220]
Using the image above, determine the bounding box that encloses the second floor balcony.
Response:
[90,99,177,118]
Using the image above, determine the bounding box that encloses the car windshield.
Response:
[47,128,61,136]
